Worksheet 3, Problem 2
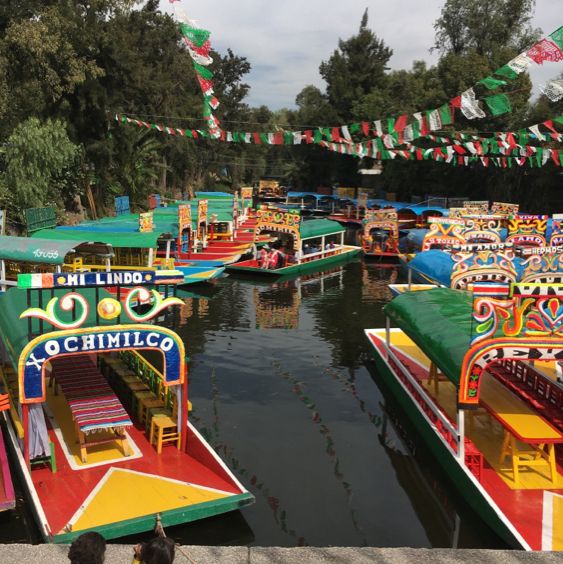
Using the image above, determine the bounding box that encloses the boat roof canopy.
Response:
[384,288,473,387]
[32,229,170,249]
[0,236,111,264]
[300,219,345,240]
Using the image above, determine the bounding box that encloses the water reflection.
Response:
[176,261,510,547]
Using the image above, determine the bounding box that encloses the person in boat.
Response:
[268,244,283,269]
[68,531,106,564]
[259,245,270,268]
[133,536,175,564]
[385,235,398,253]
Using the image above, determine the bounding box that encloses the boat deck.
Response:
[14,357,250,542]
[367,328,563,551]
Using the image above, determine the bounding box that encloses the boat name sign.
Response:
[20,326,184,402]
[18,271,156,289]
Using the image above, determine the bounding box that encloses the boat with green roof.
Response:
[366,284,563,550]
[226,211,360,276]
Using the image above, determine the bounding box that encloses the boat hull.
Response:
[226,246,360,277]
[366,335,526,550]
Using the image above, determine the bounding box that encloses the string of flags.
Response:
[115,11,563,168]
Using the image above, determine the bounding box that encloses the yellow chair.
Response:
[149,415,180,454]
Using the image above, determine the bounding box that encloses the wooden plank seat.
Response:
[50,356,133,463]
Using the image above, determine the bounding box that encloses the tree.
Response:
[434,0,540,60]
[2,117,80,211]
[319,9,392,120]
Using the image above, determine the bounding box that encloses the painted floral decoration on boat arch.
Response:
[19,290,183,329]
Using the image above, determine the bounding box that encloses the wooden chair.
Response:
[149,414,180,454]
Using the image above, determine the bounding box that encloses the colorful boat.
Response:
[0,236,113,292]
[1,272,254,542]
[366,283,563,550]
[226,211,360,276]
[30,226,227,283]
[360,209,404,261]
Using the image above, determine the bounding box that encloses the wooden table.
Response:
[480,375,563,486]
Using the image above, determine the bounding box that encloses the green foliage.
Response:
[319,9,393,121]
[434,0,540,59]
[2,117,79,211]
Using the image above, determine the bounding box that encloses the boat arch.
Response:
[18,324,185,404]
[458,337,563,408]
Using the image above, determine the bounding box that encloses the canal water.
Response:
[0,259,509,548]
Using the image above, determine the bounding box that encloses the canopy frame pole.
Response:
[408,267,412,290]
[340,232,344,247]
[457,409,465,461]
[180,363,189,452]
[385,316,390,347]
[0,259,5,293]
[22,404,29,467]
[165,240,172,263]
[147,248,154,267]
[321,236,326,258]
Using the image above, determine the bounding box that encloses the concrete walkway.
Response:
[0,545,562,563]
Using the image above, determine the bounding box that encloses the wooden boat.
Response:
[360,209,405,261]
[388,283,438,297]
[366,283,563,550]
[0,236,113,292]
[1,272,254,542]
[226,212,360,277]
[31,225,228,282]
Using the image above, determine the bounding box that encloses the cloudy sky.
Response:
[163,0,561,110]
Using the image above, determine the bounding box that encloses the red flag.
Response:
[331,127,342,142]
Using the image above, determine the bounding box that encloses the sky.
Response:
[163,0,562,110]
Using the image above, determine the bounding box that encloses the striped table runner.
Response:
[51,356,132,434]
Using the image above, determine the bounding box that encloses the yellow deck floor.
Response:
[382,330,563,490]
[69,468,230,532]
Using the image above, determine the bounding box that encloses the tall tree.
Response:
[1,117,80,212]
[434,0,539,60]
[319,9,392,120]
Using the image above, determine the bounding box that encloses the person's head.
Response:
[68,531,106,564]
[139,537,175,564]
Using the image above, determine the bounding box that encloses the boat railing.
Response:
[301,245,345,263]
[384,341,460,457]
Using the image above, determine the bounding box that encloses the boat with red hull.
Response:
[0,271,253,543]
[366,284,563,550]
